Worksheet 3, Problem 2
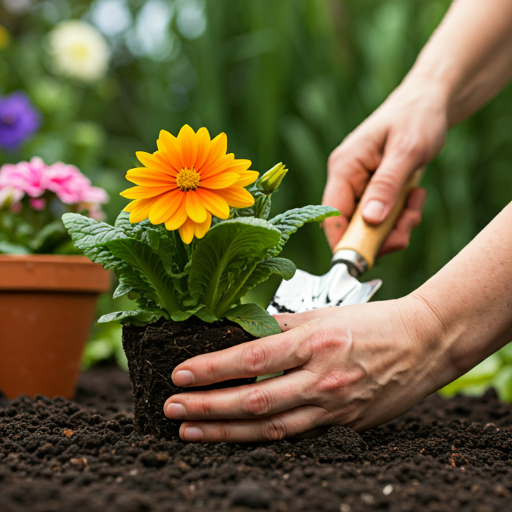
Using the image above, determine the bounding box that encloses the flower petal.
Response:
[195,188,230,219]
[200,172,239,190]
[234,170,259,187]
[177,124,198,168]
[194,127,211,169]
[136,151,174,175]
[126,168,177,187]
[200,132,227,173]
[124,198,155,223]
[226,159,252,172]
[120,185,172,199]
[194,211,211,239]
[200,153,234,179]
[153,151,179,175]
[217,186,255,208]
[178,217,195,244]
[164,201,188,230]
[148,189,183,225]
[185,190,207,223]
[157,130,183,170]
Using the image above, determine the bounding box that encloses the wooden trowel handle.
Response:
[333,168,424,270]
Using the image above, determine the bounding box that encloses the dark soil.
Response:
[122,317,256,438]
[2,366,512,511]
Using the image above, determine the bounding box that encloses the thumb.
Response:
[360,140,422,224]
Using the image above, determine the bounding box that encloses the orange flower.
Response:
[120,125,258,243]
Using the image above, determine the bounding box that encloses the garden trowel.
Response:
[268,170,422,314]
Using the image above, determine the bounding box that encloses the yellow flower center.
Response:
[70,43,91,61]
[176,167,200,192]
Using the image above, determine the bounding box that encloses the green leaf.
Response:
[64,213,160,310]
[113,278,132,299]
[98,309,164,325]
[187,217,281,314]
[195,306,218,323]
[171,305,217,323]
[224,303,281,337]
[268,205,340,257]
[116,212,189,275]
[106,238,180,315]
[114,211,158,241]
[62,213,128,270]
[0,241,30,254]
[219,257,296,310]
[256,257,296,281]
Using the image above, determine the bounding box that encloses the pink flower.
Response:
[82,185,109,204]
[0,157,108,213]
[0,157,46,198]
[43,162,92,204]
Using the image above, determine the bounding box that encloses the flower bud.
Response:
[258,162,288,195]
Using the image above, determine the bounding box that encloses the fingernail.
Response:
[166,403,186,419]
[173,370,194,386]
[362,200,385,222]
[183,427,203,442]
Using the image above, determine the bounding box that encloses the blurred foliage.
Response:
[2,0,512,397]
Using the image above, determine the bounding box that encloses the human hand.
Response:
[323,77,449,254]
[163,296,449,442]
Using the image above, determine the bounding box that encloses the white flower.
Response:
[48,21,110,83]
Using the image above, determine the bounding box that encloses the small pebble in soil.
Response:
[382,484,393,495]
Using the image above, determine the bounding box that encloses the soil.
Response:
[1,366,512,511]
[122,317,256,438]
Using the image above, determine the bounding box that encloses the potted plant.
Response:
[63,125,339,437]
[0,157,110,399]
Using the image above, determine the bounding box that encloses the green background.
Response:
[2,0,512,396]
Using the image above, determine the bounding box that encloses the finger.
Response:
[360,134,425,224]
[178,405,327,443]
[322,136,380,250]
[274,307,338,332]
[321,174,354,251]
[164,370,314,421]
[378,188,426,256]
[172,324,315,387]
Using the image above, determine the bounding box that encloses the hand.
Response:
[323,77,449,253]
[163,297,448,443]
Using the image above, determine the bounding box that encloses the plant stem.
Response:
[214,260,258,317]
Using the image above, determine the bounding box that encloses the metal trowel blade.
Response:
[267,263,382,315]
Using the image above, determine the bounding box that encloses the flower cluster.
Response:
[0,157,108,218]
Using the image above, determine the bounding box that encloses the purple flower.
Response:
[0,92,40,151]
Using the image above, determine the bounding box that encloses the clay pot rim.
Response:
[0,254,93,264]
[0,254,111,293]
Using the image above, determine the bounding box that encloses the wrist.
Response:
[395,292,459,392]
[399,68,453,113]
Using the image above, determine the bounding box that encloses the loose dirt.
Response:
[1,365,512,511]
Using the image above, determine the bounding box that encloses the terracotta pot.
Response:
[0,255,110,399]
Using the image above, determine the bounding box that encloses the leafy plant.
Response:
[63,162,339,337]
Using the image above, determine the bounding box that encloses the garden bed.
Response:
[1,365,512,512]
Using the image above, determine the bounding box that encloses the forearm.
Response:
[405,0,512,125]
[411,202,512,386]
